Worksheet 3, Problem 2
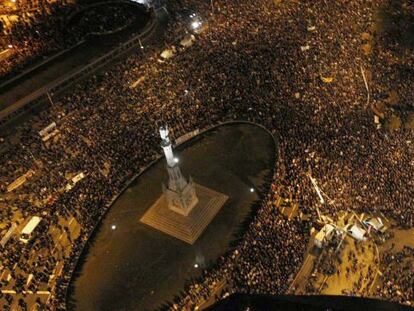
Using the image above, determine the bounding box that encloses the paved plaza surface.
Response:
[286,209,414,305]
[67,123,276,311]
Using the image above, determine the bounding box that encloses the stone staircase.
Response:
[140,183,228,244]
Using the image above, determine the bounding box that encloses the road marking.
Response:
[36,291,50,295]
[55,262,63,277]
[318,275,329,293]
[2,290,16,294]
[367,243,381,294]
[46,295,51,304]
[368,269,381,293]
[69,217,75,226]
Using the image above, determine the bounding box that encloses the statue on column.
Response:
[160,126,198,216]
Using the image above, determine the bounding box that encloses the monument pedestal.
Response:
[140,183,228,244]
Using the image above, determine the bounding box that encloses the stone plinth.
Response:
[140,183,228,244]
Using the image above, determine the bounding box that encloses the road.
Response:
[0,8,153,130]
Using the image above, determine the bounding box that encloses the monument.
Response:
[140,126,228,244]
[159,126,198,216]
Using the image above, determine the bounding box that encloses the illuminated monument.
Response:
[140,126,228,244]
[159,126,198,216]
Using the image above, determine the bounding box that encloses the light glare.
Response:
[191,21,201,30]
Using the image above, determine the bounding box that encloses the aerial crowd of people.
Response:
[68,3,139,40]
[0,0,413,309]
[0,0,141,80]
[0,2,75,80]
[376,246,414,306]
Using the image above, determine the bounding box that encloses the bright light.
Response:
[11,0,16,3]
[250,188,254,193]
[194,263,198,268]
[131,0,148,4]
[174,157,179,163]
[111,225,116,230]
[191,21,201,30]
[7,44,13,48]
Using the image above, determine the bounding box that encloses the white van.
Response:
[20,216,42,243]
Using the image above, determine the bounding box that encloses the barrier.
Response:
[175,129,200,145]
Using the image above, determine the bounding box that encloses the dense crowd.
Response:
[0,2,74,80]
[0,0,413,309]
[375,246,414,306]
[69,3,139,41]
[0,1,142,80]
